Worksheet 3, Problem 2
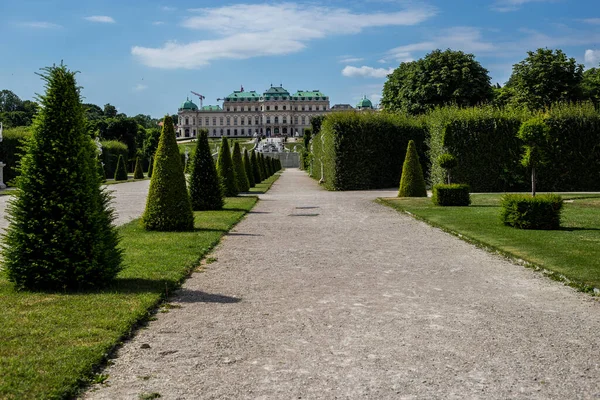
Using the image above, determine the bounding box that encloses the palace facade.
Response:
[177,85,331,139]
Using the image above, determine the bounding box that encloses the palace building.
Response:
[177,85,331,139]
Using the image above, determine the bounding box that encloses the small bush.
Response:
[432,184,471,206]
[114,154,128,181]
[133,157,144,179]
[398,140,427,197]
[500,193,563,230]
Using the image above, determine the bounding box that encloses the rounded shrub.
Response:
[251,151,261,183]
[2,64,122,291]
[232,142,250,192]
[188,130,223,211]
[114,154,128,181]
[216,137,237,196]
[500,193,563,229]
[142,115,194,231]
[432,184,471,206]
[133,156,144,179]
[398,140,427,197]
[243,149,255,188]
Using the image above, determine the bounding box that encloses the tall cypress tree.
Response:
[188,130,223,210]
[2,64,122,290]
[398,140,427,197]
[251,151,261,183]
[142,115,194,231]
[232,142,250,192]
[259,153,267,180]
[216,137,237,196]
[133,156,144,179]
[243,148,255,188]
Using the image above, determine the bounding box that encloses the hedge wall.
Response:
[312,112,427,190]
[100,140,128,179]
[0,127,32,185]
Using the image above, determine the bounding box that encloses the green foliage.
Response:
[505,48,584,110]
[243,149,255,188]
[0,90,39,128]
[500,194,563,230]
[250,151,261,184]
[382,49,493,115]
[232,142,250,192]
[437,153,457,183]
[133,157,144,179]
[188,130,223,211]
[517,117,550,195]
[2,64,122,291]
[398,140,427,197]
[258,153,267,181]
[432,183,471,206]
[0,126,31,184]
[310,115,325,136]
[147,156,153,177]
[582,67,600,109]
[114,154,128,181]
[142,115,194,231]
[216,137,237,196]
[265,156,273,177]
[312,111,427,190]
[100,140,128,178]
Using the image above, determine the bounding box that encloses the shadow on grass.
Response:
[174,288,241,304]
[559,226,600,232]
[193,227,228,233]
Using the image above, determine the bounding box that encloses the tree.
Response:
[517,117,550,196]
[114,155,128,181]
[505,48,584,110]
[250,151,261,183]
[437,153,458,184]
[133,157,144,179]
[398,140,427,197]
[232,142,250,192]
[0,89,23,112]
[188,130,223,211]
[243,148,255,188]
[581,67,600,109]
[310,115,325,136]
[382,49,493,114]
[103,103,118,118]
[258,153,267,180]
[2,64,122,290]
[142,115,194,231]
[216,137,237,196]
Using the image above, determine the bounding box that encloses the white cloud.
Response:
[19,21,62,29]
[369,93,382,105]
[152,21,165,26]
[339,56,365,63]
[582,18,600,25]
[585,49,600,67]
[132,3,437,69]
[84,16,115,23]
[161,6,176,11]
[133,84,148,92]
[342,65,394,78]
[491,0,555,12]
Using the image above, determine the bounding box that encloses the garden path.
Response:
[80,169,597,398]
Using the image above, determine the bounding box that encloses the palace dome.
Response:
[179,99,198,110]
[356,96,373,109]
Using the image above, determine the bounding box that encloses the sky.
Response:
[1,0,599,118]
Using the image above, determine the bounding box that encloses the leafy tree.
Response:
[398,140,427,197]
[143,126,161,159]
[310,115,325,136]
[103,103,118,118]
[114,154,128,181]
[517,117,550,196]
[2,64,122,290]
[216,137,237,196]
[0,89,23,112]
[133,157,144,179]
[83,103,104,121]
[142,115,194,231]
[382,49,493,114]
[437,153,458,184]
[232,142,249,192]
[505,48,584,110]
[581,67,600,109]
[250,151,261,183]
[188,129,223,211]
[243,148,255,188]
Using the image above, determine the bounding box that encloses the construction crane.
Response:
[190,91,205,108]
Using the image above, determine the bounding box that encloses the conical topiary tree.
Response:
[243,149,255,188]
[216,137,237,196]
[142,115,194,231]
[188,130,223,211]
[114,154,128,181]
[259,153,267,180]
[251,151,261,183]
[398,140,427,197]
[147,156,153,177]
[133,156,144,179]
[2,64,122,291]
[232,142,250,192]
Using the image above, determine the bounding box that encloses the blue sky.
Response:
[2,0,599,118]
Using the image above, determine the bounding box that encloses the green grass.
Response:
[178,138,255,155]
[248,173,281,194]
[0,196,257,400]
[379,194,600,292]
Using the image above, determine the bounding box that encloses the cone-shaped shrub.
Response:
[217,137,237,196]
[142,115,194,231]
[244,148,255,188]
[2,64,122,291]
[147,156,153,177]
[188,130,223,211]
[398,140,427,197]
[232,142,250,192]
[259,153,267,180]
[251,151,261,183]
[114,154,128,181]
[133,156,144,179]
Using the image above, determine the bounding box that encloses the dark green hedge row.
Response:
[0,127,31,184]
[427,104,600,192]
[432,184,471,206]
[100,140,128,179]
[312,112,428,190]
[500,194,563,230]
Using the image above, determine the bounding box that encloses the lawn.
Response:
[248,173,281,194]
[0,196,257,400]
[379,194,600,292]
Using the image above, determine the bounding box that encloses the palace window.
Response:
[220,129,223,134]
[220,117,224,126]
[206,117,209,126]
[309,106,312,111]
[213,117,216,125]
[283,105,286,110]
[266,118,271,124]
[267,106,270,111]
[227,129,231,136]
[275,116,279,123]
[241,117,245,125]
[234,129,238,135]
[301,116,306,124]
[294,116,298,124]
[213,129,216,135]
[241,129,245,135]
[185,118,189,125]
[226,117,230,125]
[255,106,259,111]
[226,107,230,111]
[255,116,259,124]
[192,118,195,125]
[283,117,287,124]
[301,106,305,111]
[275,106,278,110]
[295,106,298,111]
[234,117,238,125]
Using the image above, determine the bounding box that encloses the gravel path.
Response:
[0,180,150,232]
[83,169,599,399]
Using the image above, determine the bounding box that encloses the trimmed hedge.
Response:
[312,112,427,190]
[0,126,31,185]
[398,140,427,197]
[432,184,471,206]
[500,193,563,230]
[100,140,128,179]
[114,154,128,181]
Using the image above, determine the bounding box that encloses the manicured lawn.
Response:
[248,173,281,194]
[0,196,257,400]
[379,194,600,291]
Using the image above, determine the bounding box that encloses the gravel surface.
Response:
[79,169,598,399]
[0,180,150,232]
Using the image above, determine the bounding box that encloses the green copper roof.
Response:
[293,90,326,97]
[225,90,260,101]
[200,105,222,111]
[263,86,290,96]
[179,99,198,110]
[356,96,373,109]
